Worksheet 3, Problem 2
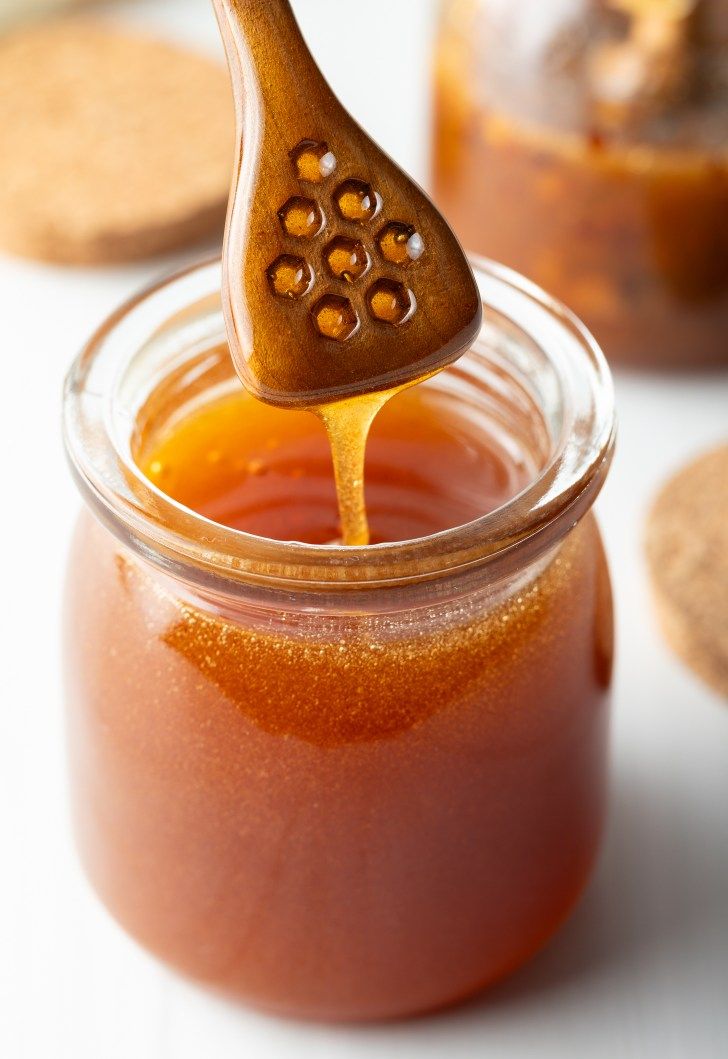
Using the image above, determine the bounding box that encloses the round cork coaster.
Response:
[0,20,233,264]
[0,1,91,30]
[646,444,728,699]
[0,1,94,28]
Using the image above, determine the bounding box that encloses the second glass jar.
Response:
[434,0,728,370]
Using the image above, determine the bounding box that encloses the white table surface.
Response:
[1,2,727,1056]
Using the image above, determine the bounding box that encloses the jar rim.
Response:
[63,256,615,594]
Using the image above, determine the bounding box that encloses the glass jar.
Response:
[433,0,728,370]
[63,257,615,1021]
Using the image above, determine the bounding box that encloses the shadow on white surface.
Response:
[463,770,726,1011]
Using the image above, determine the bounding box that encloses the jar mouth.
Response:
[63,256,615,593]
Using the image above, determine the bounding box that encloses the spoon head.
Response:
[223,119,482,408]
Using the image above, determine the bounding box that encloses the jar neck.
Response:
[147,535,564,622]
[63,257,615,608]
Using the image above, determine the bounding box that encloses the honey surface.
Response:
[140,383,532,545]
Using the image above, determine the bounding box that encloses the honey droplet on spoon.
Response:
[291,139,337,183]
[335,179,382,223]
[312,294,360,341]
[325,237,370,282]
[368,279,416,326]
[278,196,325,238]
[378,222,424,265]
[267,255,314,298]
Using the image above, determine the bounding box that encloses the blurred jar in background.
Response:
[433,0,728,370]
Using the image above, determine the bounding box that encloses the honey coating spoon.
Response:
[212,0,483,410]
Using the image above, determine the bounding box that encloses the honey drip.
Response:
[313,390,399,547]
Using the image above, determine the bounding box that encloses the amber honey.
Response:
[67,373,612,1017]
[140,383,531,546]
[433,0,728,369]
[63,258,615,1020]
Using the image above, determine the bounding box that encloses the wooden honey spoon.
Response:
[212,0,482,411]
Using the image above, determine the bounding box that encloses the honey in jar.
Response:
[63,258,615,1020]
[434,0,728,369]
[139,382,532,545]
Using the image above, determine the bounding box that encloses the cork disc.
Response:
[646,444,728,698]
[0,1,93,30]
[0,20,233,264]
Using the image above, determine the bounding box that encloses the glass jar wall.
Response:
[434,0,728,369]
[63,258,615,1021]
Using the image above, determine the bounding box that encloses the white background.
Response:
[1,1,727,1056]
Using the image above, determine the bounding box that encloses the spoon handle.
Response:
[212,0,333,132]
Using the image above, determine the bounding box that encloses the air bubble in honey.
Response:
[335,179,382,223]
[325,237,370,282]
[312,294,359,341]
[267,255,314,299]
[378,222,424,266]
[291,139,337,183]
[368,279,415,326]
[278,197,324,238]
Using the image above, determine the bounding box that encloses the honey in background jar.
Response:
[434,0,728,369]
